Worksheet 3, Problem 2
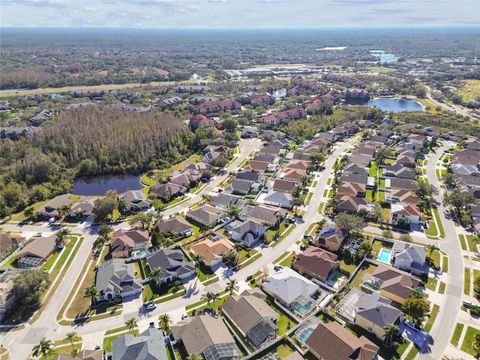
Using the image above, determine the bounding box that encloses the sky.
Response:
[1,0,479,28]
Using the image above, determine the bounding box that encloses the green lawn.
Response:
[404,346,419,360]
[474,270,480,297]
[369,161,378,177]
[365,189,374,201]
[450,323,465,346]
[442,254,449,273]
[425,276,438,291]
[424,304,439,332]
[350,263,377,288]
[465,268,471,295]
[438,281,446,294]
[279,252,296,267]
[466,235,478,252]
[267,299,297,336]
[367,66,395,73]
[103,330,139,353]
[461,326,480,356]
[430,250,441,270]
[195,264,216,282]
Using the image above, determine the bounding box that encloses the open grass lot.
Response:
[425,276,438,291]
[474,270,480,297]
[451,323,465,346]
[267,299,297,335]
[458,79,480,102]
[461,325,480,356]
[466,235,478,252]
[460,234,468,251]
[367,66,395,73]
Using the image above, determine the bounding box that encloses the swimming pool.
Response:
[292,302,313,315]
[378,248,392,264]
[297,327,314,343]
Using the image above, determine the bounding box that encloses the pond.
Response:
[367,98,424,113]
[369,50,399,64]
[72,174,143,196]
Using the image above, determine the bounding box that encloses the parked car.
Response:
[143,302,156,311]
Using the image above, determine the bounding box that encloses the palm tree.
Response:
[226,204,241,219]
[427,243,439,266]
[383,324,399,347]
[226,279,239,295]
[158,313,172,335]
[65,331,77,347]
[149,267,163,286]
[202,291,219,308]
[191,253,203,265]
[70,347,80,358]
[32,338,54,359]
[187,354,204,360]
[56,228,71,244]
[125,317,137,331]
[84,284,98,305]
[57,205,71,219]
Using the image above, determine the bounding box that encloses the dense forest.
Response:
[0,105,191,217]
[1,27,479,89]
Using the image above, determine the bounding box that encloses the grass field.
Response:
[424,304,439,332]
[458,79,480,102]
[367,66,395,73]
[461,325,480,356]
[465,268,471,295]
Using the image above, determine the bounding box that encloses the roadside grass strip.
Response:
[404,345,419,360]
[451,323,465,347]
[459,234,468,251]
[426,208,445,239]
[103,329,139,353]
[235,252,262,270]
[438,281,446,294]
[424,304,439,332]
[464,268,471,295]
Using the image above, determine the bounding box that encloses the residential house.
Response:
[120,190,151,213]
[342,173,368,186]
[335,196,371,215]
[391,203,425,226]
[247,160,269,173]
[305,321,379,360]
[273,179,298,194]
[337,182,366,198]
[315,227,347,253]
[0,233,24,259]
[282,169,306,182]
[155,216,193,238]
[109,229,149,258]
[190,237,233,267]
[392,242,428,275]
[146,248,195,284]
[386,189,420,204]
[228,179,253,195]
[95,259,142,302]
[187,205,227,227]
[251,95,274,107]
[354,292,403,340]
[16,235,57,268]
[344,163,369,177]
[262,190,293,209]
[230,220,267,247]
[347,154,371,167]
[222,288,278,348]
[150,182,188,202]
[171,314,241,360]
[388,178,418,191]
[209,193,245,210]
[236,171,260,183]
[38,194,73,219]
[112,326,167,360]
[70,197,96,219]
[294,247,339,283]
[383,164,416,180]
[365,265,422,305]
[246,206,286,227]
[263,267,319,315]
[190,114,215,130]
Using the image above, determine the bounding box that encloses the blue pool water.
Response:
[378,248,392,263]
[293,302,313,315]
[298,328,314,343]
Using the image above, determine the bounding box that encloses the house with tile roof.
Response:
[111,326,167,360]
[294,247,339,283]
[109,229,149,258]
[146,248,195,284]
[95,259,142,302]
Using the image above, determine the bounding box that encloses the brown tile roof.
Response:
[0,233,25,255]
[294,247,339,281]
[273,179,298,193]
[156,216,192,234]
[373,265,422,301]
[190,238,233,265]
[16,235,57,260]
[305,321,378,360]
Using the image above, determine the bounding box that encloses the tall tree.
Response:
[158,314,172,335]
[32,338,54,360]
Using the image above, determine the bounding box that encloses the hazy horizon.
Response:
[1,0,479,29]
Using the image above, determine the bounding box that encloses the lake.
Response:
[72,175,143,196]
[369,50,398,64]
[367,98,424,113]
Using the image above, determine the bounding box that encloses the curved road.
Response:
[2,137,357,359]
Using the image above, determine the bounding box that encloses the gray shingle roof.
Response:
[146,248,195,281]
[112,327,167,360]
